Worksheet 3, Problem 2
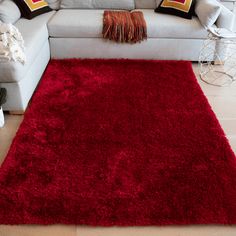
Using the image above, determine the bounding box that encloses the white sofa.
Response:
[0,0,235,112]
[0,12,55,112]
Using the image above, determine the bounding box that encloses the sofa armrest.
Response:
[216,4,235,31]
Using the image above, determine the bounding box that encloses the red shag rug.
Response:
[0,60,236,225]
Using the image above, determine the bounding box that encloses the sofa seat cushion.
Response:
[0,11,55,83]
[48,10,104,38]
[141,9,209,39]
[48,9,208,39]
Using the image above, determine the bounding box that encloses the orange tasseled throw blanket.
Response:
[103,11,147,43]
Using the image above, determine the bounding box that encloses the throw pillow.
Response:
[13,0,52,19]
[60,0,135,10]
[0,0,21,24]
[217,4,235,31]
[195,0,221,29]
[155,0,196,19]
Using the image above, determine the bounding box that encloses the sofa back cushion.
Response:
[135,0,156,8]
[60,0,135,10]
[45,0,60,9]
[0,0,21,24]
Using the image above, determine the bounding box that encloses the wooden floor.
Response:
[0,63,236,236]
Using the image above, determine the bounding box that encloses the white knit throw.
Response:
[0,22,26,64]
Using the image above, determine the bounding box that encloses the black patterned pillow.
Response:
[13,0,52,19]
[155,0,195,19]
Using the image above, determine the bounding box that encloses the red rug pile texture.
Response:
[0,60,236,225]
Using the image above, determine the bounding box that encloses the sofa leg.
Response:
[9,110,25,115]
